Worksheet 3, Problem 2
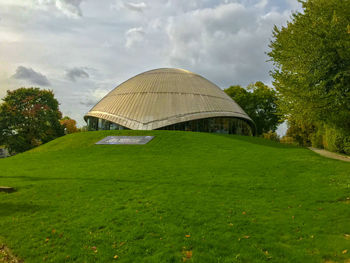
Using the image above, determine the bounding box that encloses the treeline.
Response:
[269,0,350,154]
[226,0,349,154]
[1,0,348,155]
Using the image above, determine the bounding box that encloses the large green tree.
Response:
[268,0,350,132]
[0,88,64,154]
[224,81,281,135]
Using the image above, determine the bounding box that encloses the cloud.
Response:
[125,27,145,48]
[255,0,268,9]
[165,2,291,86]
[286,0,302,11]
[0,0,300,126]
[112,1,147,12]
[124,2,147,12]
[80,88,109,107]
[54,0,84,17]
[27,0,85,17]
[12,66,50,86]
[66,67,89,81]
[80,98,98,107]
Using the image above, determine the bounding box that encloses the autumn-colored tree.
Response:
[60,116,79,134]
[0,87,64,154]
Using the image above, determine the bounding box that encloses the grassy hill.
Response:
[0,130,349,262]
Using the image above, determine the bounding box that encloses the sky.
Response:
[0,0,301,134]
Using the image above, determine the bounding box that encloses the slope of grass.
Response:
[0,130,349,262]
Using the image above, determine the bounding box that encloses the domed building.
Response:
[85,68,254,135]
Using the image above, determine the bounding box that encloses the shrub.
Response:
[324,126,350,154]
[311,126,324,149]
[262,131,280,142]
[280,136,296,145]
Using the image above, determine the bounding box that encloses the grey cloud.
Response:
[165,3,291,86]
[12,66,50,86]
[66,67,89,81]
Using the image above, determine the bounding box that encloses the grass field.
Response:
[0,130,349,262]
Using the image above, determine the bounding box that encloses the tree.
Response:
[0,88,64,154]
[60,116,79,134]
[268,0,350,153]
[284,118,316,147]
[224,82,281,135]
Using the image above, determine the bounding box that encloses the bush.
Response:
[285,119,315,147]
[323,126,350,154]
[311,126,324,149]
[262,131,280,142]
[280,136,296,145]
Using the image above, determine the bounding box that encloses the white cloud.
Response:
[286,0,302,11]
[125,27,145,48]
[2,0,85,18]
[54,0,84,17]
[124,2,147,12]
[0,31,22,43]
[255,0,268,9]
[276,121,287,136]
[80,88,110,107]
[111,1,147,12]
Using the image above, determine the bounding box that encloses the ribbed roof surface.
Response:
[85,68,253,130]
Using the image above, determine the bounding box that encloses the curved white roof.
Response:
[85,68,253,130]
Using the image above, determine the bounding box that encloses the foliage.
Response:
[285,119,350,154]
[262,131,279,142]
[224,82,281,135]
[323,125,350,154]
[280,135,296,145]
[285,118,316,147]
[268,0,350,152]
[0,87,64,154]
[310,127,324,149]
[60,116,79,134]
[78,125,89,132]
[0,130,349,262]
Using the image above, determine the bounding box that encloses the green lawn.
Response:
[0,130,349,262]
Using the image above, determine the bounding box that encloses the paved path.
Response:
[309,147,350,162]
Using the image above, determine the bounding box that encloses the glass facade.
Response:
[157,117,253,135]
[87,117,129,131]
[87,116,253,135]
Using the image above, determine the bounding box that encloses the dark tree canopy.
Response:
[0,87,64,154]
[224,81,281,135]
